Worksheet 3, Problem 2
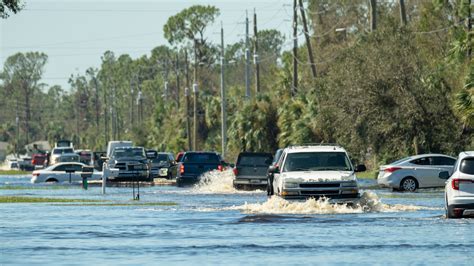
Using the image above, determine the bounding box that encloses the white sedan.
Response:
[440,151,474,218]
[31,162,101,183]
[377,154,456,191]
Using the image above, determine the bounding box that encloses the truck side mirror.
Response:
[438,171,450,180]
[268,165,280,174]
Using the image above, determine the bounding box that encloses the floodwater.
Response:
[1,170,473,265]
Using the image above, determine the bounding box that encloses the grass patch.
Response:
[357,170,378,179]
[0,170,31,175]
[0,185,78,190]
[0,196,101,203]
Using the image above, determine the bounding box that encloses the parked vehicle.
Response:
[233,152,273,190]
[268,144,365,202]
[104,146,151,182]
[6,158,19,170]
[176,151,185,162]
[31,153,47,169]
[439,151,474,218]
[50,147,79,165]
[105,141,133,158]
[148,151,177,179]
[31,162,101,183]
[55,140,74,148]
[76,150,93,165]
[93,151,106,171]
[176,151,224,187]
[377,154,456,192]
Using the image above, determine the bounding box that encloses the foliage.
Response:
[0,0,23,18]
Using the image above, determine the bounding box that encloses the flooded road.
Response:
[1,171,473,265]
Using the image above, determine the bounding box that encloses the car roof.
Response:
[285,145,347,153]
[238,152,272,156]
[459,151,474,159]
[408,153,456,160]
[115,146,143,150]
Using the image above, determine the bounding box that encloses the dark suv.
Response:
[176,151,224,186]
[233,152,273,190]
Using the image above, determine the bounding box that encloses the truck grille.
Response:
[300,190,340,195]
[299,183,340,188]
[115,163,126,170]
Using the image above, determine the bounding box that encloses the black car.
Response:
[233,152,273,190]
[148,151,177,179]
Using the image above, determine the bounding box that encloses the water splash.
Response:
[192,169,263,194]
[226,191,431,214]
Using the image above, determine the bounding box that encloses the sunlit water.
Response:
[1,173,473,265]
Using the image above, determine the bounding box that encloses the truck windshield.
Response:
[183,153,219,163]
[238,154,272,166]
[283,152,352,172]
[53,148,73,154]
[153,154,169,163]
[113,148,145,158]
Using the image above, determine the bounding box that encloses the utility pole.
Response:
[299,0,317,78]
[15,99,19,158]
[175,53,180,109]
[253,9,261,94]
[399,0,407,27]
[220,22,227,159]
[104,82,109,146]
[94,77,100,131]
[292,0,298,96]
[130,78,134,127]
[245,10,251,99]
[193,39,199,151]
[184,50,192,151]
[370,0,377,32]
[467,0,472,59]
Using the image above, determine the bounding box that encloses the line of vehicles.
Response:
[23,139,474,219]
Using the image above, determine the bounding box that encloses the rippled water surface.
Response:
[1,171,473,265]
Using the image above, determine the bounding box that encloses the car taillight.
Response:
[218,165,223,171]
[233,168,238,176]
[452,179,472,190]
[385,167,401,173]
[32,159,37,164]
[179,164,184,174]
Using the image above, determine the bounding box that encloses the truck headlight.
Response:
[341,180,357,187]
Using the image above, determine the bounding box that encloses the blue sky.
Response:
[1,0,299,90]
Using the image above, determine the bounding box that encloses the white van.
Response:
[106,141,133,158]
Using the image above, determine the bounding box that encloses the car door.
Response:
[431,156,456,187]
[409,157,433,188]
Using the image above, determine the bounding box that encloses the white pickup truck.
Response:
[269,144,366,203]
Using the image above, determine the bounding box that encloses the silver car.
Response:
[377,154,456,192]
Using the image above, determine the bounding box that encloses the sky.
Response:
[0,0,299,90]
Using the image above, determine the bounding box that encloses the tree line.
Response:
[0,0,472,169]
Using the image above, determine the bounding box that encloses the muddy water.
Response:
[1,172,473,265]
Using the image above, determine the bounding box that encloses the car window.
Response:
[410,157,431,165]
[53,165,66,171]
[183,153,220,163]
[389,156,412,165]
[432,156,456,166]
[460,158,474,175]
[282,152,352,172]
[168,154,174,161]
[237,154,273,166]
[272,149,283,164]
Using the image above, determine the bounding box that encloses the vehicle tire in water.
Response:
[445,196,459,219]
[400,177,417,192]
[45,178,58,183]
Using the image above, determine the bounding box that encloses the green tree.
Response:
[0,0,23,18]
